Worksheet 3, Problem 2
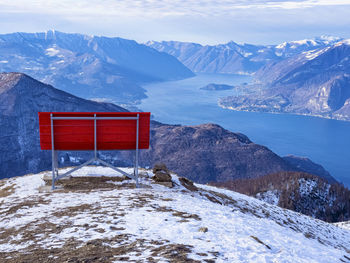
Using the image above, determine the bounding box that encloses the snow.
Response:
[276,42,287,49]
[304,47,330,60]
[291,39,317,46]
[0,166,350,262]
[335,221,350,231]
[256,190,280,205]
[45,47,60,57]
[335,39,350,46]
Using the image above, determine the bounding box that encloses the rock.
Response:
[153,171,172,182]
[152,163,169,174]
[151,164,173,186]
[198,227,208,233]
[179,177,198,191]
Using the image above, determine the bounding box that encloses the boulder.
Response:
[153,163,169,174]
[153,171,172,182]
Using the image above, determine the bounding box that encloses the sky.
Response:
[0,0,350,45]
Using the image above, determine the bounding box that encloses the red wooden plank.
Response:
[38,112,150,150]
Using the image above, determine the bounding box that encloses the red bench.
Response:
[38,112,151,189]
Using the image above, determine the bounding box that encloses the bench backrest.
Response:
[38,112,150,150]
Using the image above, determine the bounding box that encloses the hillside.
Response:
[0,30,194,104]
[219,40,350,121]
[139,122,296,183]
[0,166,349,262]
[282,155,336,183]
[0,72,127,179]
[212,171,350,222]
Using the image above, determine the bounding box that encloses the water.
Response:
[139,73,350,187]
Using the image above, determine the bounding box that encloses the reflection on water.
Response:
[140,73,350,187]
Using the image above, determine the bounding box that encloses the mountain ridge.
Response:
[146,36,342,75]
[0,30,194,105]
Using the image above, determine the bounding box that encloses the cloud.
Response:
[1,0,350,45]
[1,0,350,18]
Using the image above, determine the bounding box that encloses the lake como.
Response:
[140,73,350,187]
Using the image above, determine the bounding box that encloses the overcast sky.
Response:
[1,0,350,45]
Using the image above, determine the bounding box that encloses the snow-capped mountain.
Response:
[219,39,350,121]
[0,30,194,104]
[273,36,342,58]
[146,36,341,75]
[0,166,349,262]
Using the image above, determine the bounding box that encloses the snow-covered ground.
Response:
[335,221,350,231]
[0,166,349,262]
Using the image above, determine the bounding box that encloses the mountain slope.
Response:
[138,122,296,183]
[0,72,126,179]
[0,31,194,104]
[0,167,349,262]
[212,171,350,222]
[220,40,350,121]
[283,155,336,183]
[146,36,341,74]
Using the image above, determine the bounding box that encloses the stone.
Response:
[179,177,198,191]
[198,227,208,233]
[152,163,169,174]
[153,171,172,182]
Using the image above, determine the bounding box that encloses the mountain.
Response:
[212,171,350,223]
[138,122,296,183]
[0,30,194,104]
[146,36,341,74]
[0,166,349,262]
[219,40,350,121]
[0,72,335,184]
[283,155,336,183]
[273,36,342,58]
[0,72,126,179]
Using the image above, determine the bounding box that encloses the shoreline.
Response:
[218,102,350,123]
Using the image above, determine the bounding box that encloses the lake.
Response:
[139,73,350,187]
